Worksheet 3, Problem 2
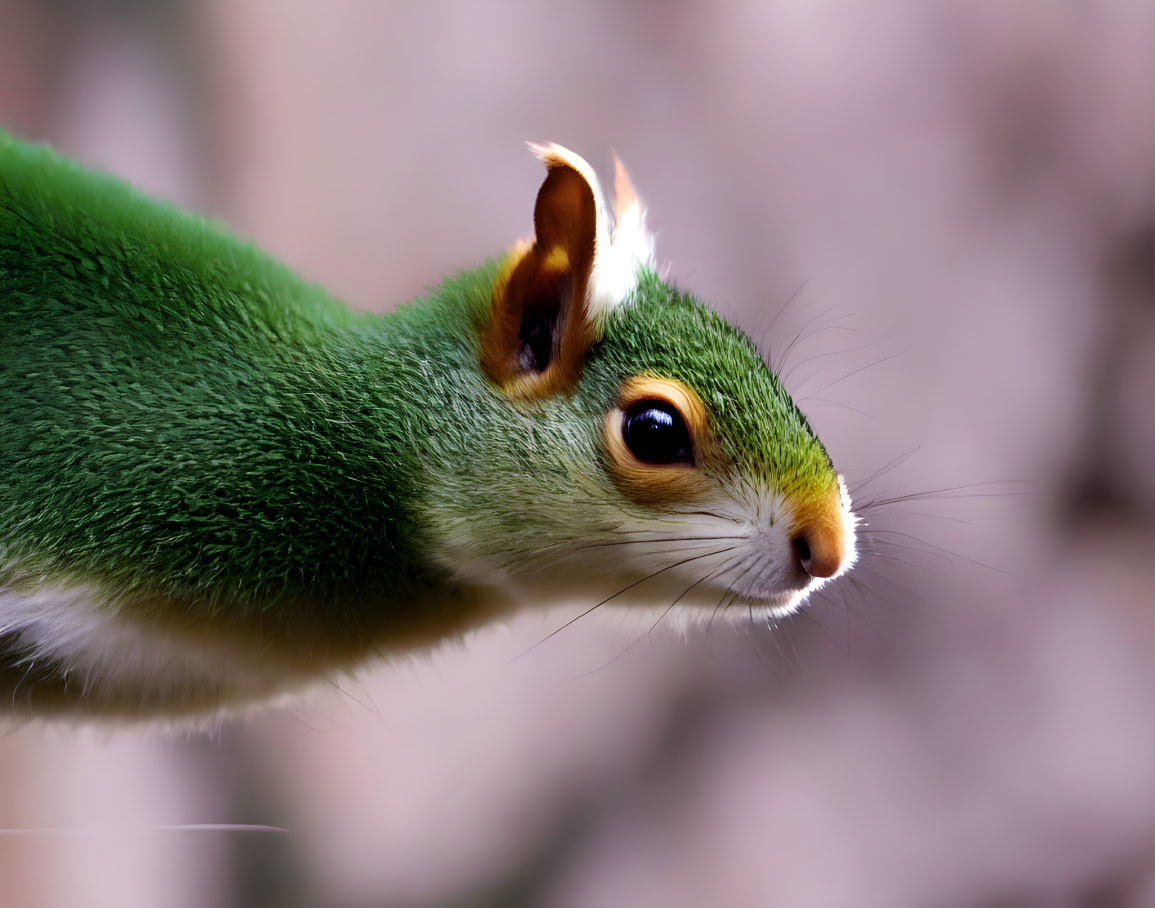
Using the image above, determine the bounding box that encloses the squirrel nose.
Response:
[790,495,848,580]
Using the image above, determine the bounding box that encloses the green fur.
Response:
[416,273,837,582]
[0,131,835,646]
[0,132,460,632]
[590,271,834,498]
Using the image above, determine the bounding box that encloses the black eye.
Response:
[622,400,694,465]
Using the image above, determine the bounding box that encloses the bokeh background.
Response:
[2,1,1155,906]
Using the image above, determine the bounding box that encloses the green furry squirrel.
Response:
[0,132,857,719]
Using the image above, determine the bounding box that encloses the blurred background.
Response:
[2,1,1155,905]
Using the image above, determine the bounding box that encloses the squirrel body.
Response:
[0,133,856,718]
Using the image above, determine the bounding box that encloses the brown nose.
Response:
[790,493,848,579]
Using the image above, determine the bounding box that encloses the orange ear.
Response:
[480,148,601,400]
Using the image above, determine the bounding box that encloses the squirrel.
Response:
[0,133,857,720]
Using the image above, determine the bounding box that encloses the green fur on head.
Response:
[588,270,836,499]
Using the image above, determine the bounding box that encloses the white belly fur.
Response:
[0,578,311,719]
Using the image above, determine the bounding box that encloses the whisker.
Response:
[704,589,739,643]
[702,550,771,642]
[645,555,745,639]
[855,480,1029,511]
[771,305,839,375]
[858,549,943,575]
[850,565,930,614]
[760,277,813,363]
[663,508,745,522]
[800,397,883,422]
[512,546,739,661]
[743,605,796,674]
[797,348,906,399]
[795,597,852,660]
[776,324,860,385]
[744,633,781,673]
[848,448,921,495]
[574,554,746,679]
[860,529,1011,575]
[859,527,959,553]
[572,534,748,551]
[844,576,892,638]
[508,531,748,567]
[319,674,379,718]
[780,336,891,387]
[861,506,978,527]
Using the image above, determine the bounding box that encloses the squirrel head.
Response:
[424,144,856,621]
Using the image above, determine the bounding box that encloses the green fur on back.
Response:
[0,133,470,631]
[0,131,835,643]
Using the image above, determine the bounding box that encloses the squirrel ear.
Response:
[480,144,652,400]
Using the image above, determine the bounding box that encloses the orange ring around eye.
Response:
[602,376,720,506]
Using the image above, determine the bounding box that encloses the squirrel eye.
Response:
[622,400,694,465]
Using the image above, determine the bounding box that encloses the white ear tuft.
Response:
[527,143,654,322]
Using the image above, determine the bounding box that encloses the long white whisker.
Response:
[512,545,740,661]
[574,553,746,679]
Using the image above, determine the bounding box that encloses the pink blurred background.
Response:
[3,1,1155,906]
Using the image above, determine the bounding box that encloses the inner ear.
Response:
[516,270,568,373]
[481,158,598,399]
